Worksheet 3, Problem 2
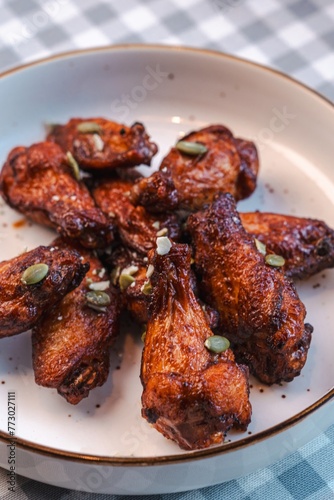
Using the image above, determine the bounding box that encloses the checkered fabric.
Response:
[0,0,333,100]
[0,0,333,499]
[0,425,334,499]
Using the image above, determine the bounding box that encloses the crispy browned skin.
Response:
[91,177,181,254]
[240,212,334,280]
[187,194,312,385]
[47,118,157,171]
[0,142,113,248]
[32,240,120,404]
[130,169,180,213]
[141,243,252,450]
[131,125,259,212]
[0,245,88,338]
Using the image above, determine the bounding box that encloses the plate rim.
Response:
[0,43,333,110]
[0,43,333,467]
[0,392,333,466]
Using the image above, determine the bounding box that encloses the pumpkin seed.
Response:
[119,274,135,291]
[175,140,208,156]
[255,238,266,255]
[21,263,49,285]
[204,335,230,354]
[146,264,154,279]
[265,254,285,267]
[66,151,80,180]
[141,280,152,295]
[77,121,101,134]
[121,265,139,277]
[86,290,111,307]
[156,227,168,237]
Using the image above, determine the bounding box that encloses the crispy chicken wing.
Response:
[47,118,157,172]
[240,211,334,279]
[91,177,181,254]
[141,242,252,450]
[0,245,88,338]
[32,239,120,404]
[0,142,113,248]
[131,125,259,212]
[187,194,312,385]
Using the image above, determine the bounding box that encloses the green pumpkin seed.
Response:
[141,280,152,295]
[175,140,208,156]
[141,330,146,342]
[21,263,49,285]
[77,121,101,134]
[66,151,80,180]
[204,335,230,354]
[86,290,111,307]
[119,274,135,291]
[265,254,285,267]
[255,238,266,256]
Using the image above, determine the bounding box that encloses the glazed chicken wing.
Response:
[32,239,120,404]
[131,125,259,212]
[187,194,312,385]
[141,242,251,450]
[0,245,88,338]
[0,142,113,248]
[47,118,157,172]
[91,177,180,254]
[240,211,334,279]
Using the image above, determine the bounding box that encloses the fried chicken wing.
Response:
[240,211,334,279]
[141,242,251,450]
[187,194,312,385]
[0,142,113,248]
[130,125,259,212]
[32,240,120,404]
[0,245,88,338]
[91,177,181,254]
[47,118,157,172]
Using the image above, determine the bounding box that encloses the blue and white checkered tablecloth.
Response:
[0,0,333,499]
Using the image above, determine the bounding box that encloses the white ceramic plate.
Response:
[0,45,333,495]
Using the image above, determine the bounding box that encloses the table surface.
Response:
[0,0,333,499]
